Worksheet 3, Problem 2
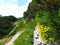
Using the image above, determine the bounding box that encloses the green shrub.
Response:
[13,20,35,45]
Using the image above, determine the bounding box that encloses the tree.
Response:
[24,0,60,41]
[0,15,18,38]
[8,15,18,22]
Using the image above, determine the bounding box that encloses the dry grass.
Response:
[0,36,12,45]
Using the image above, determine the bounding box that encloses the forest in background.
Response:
[0,15,18,39]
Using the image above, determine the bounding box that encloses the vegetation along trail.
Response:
[5,31,24,45]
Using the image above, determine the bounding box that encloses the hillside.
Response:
[0,15,18,38]
[24,0,60,40]
[14,0,60,45]
[0,0,60,45]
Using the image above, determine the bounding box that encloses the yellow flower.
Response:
[45,34,48,37]
[49,38,55,42]
[36,23,50,41]
[40,36,46,42]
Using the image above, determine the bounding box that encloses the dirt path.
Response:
[5,31,24,45]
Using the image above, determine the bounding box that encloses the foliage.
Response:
[0,15,18,38]
[1,0,60,44]
[24,0,60,43]
[8,18,26,36]
[13,20,35,45]
[37,23,60,44]
[37,23,49,41]
[24,0,60,19]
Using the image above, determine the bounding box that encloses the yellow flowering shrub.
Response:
[49,37,55,42]
[36,23,52,42]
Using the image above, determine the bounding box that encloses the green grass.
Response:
[8,18,26,36]
[4,18,35,45]
[13,28,34,45]
[13,21,35,45]
[0,18,25,45]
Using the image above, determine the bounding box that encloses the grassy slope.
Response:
[13,29,34,45]
[8,18,25,36]
[13,21,35,45]
[0,19,23,45]
[0,18,35,45]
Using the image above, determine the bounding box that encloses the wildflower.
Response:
[49,38,55,42]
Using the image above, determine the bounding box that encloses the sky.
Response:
[0,0,32,18]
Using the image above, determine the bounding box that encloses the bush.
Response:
[13,19,35,45]
[37,23,60,44]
